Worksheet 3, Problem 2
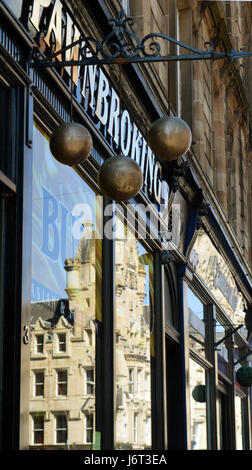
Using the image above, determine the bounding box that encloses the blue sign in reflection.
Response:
[31,124,95,302]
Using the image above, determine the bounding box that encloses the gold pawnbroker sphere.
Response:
[50,122,93,166]
[98,155,143,201]
[148,116,192,161]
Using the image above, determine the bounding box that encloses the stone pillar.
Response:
[213,85,227,212]
[192,60,205,167]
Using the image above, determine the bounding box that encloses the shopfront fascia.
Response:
[0,0,251,451]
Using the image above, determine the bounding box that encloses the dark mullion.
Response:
[205,303,218,450]
[100,197,114,450]
[177,264,189,450]
[151,252,167,449]
[0,84,24,450]
[226,333,236,449]
[0,195,6,448]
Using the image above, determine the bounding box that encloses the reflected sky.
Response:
[188,288,204,320]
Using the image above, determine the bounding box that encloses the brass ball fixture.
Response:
[98,155,143,201]
[49,122,93,166]
[148,115,192,162]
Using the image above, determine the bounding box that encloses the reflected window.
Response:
[34,372,44,397]
[35,335,44,354]
[145,416,151,446]
[86,369,95,395]
[137,369,142,398]
[129,368,134,395]
[58,333,66,353]
[188,288,205,357]
[133,414,138,444]
[115,219,153,449]
[57,370,67,396]
[56,415,68,444]
[85,414,94,443]
[33,414,44,445]
[189,358,208,450]
[145,373,150,401]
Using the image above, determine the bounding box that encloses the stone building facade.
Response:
[127,0,252,265]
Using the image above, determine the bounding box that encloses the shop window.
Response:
[235,395,246,450]
[55,414,68,444]
[33,414,44,445]
[115,218,153,449]
[57,370,67,396]
[27,123,102,448]
[189,358,208,450]
[34,371,44,397]
[215,318,229,377]
[216,389,229,450]
[187,288,206,358]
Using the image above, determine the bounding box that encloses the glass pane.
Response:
[187,288,205,357]
[33,415,44,445]
[115,219,153,449]
[216,321,229,376]
[28,123,102,449]
[189,358,208,450]
[235,396,245,450]
[86,414,94,443]
[163,269,174,327]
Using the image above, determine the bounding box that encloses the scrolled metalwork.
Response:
[29,8,252,69]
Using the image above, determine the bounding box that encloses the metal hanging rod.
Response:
[30,9,252,69]
[234,350,252,366]
[215,324,244,348]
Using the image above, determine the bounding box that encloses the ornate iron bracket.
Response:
[29,9,252,69]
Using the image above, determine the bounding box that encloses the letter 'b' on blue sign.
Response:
[41,187,59,261]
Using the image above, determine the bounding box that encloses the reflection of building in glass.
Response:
[29,226,97,449]
[189,359,207,450]
[29,228,151,449]
[115,238,152,449]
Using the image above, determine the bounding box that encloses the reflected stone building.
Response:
[29,228,151,449]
